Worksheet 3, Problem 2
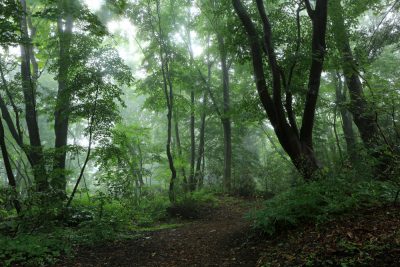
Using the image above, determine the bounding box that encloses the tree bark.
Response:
[233,0,328,179]
[194,39,212,189]
[195,91,208,189]
[137,142,145,186]
[189,88,196,191]
[217,34,232,192]
[19,0,48,191]
[174,116,188,188]
[329,0,379,148]
[332,72,357,162]
[53,0,74,194]
[0,116,21,213]
[155,0,177,202]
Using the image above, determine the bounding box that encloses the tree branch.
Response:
[232,0,277,126]
[304,0,315,19]
[300,0,328,146]
[255,0,284,117]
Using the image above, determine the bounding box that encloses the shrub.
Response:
[131,193,170,227]
[167,190,217,219]
[232,175,257,197]
[0,233,70,267]
[251,176,396,236]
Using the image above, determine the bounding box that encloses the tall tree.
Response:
[19,0,48,191]
[218,34,232,191]
[329,0,380,150]
[332,71,357,162]
[52,0,75,194]
[0,114,21,213]
[233,0,328,179]
[155,0,177,202]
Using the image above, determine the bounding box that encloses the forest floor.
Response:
[58,198,263,266]
[57,198,400,267]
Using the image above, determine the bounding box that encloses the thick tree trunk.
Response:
[233,0,327,180]
[329,0,379,148]
[53,1,74,194]
[218,35,232,192]
[19,0,48,191]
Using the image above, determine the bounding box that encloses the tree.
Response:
[52,0,75,194]
[329,0,380,150]
[233,0,328,179]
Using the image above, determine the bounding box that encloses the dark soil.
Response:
[257,205,400,266]
[57,200,400,267]
[58,199,264,267]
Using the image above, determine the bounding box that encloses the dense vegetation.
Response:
[0,0,399,266]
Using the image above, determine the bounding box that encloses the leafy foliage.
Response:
[251,175,397,236]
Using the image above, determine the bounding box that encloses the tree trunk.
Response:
[332,72,357,162]
[19,0,48,191]
[189,88,196,191]
[195,43,212,189]
[0,117,21,213]
[195,91,207,189]
[155,0,177,202]
[233,0,328,180]
[174,117,188,188]
[217,34,232,192]
[53,0,74,194]
[137,142,145,186]
[329,0,379,148]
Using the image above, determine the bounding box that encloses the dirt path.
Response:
[60,200,263,266]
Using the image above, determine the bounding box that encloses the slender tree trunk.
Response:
[166,82,177,203]
[217,34,232,192]
[19,0,48,191]
[195,91,207,189]
[0,117,21,213]
[174,117,188,188]
[189,89,196,191]
[53,0,74,194]
[195,40,212,189]
[65,84,100,208]
[137,142,145,186]
[155,0,177,202]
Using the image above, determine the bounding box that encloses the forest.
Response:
[0,0,400,266]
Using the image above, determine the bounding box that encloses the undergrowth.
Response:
[0,188,218,266]
[251,176,397,236]
[167,189,217,219]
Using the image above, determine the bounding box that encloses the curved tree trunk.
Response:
[233,0,328,180]
[155,0,177,202]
